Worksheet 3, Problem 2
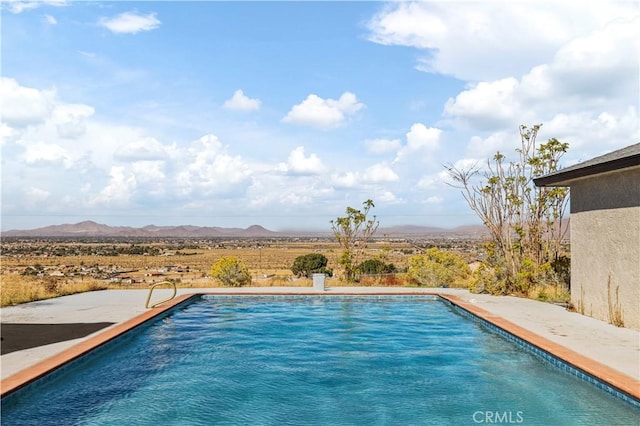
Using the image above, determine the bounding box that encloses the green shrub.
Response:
[291,253,333,278]
[469,263,505,295]
[470,256,570,297]
[356,259,396,275]
[407,248,470,287]
[210,256,251,287]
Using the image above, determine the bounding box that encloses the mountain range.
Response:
[1,221,489,238]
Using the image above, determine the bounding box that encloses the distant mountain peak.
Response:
[1,221,279,238]
[1,221,489,238]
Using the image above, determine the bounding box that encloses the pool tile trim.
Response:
[1,291,639,407]
[438,294,640,407]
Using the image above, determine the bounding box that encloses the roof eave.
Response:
[534,154,640,187]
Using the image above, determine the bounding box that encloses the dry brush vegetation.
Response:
[0,235,570,307]
[0,274,108,307]
[0,238,484,306]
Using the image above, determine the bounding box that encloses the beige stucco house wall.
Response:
[535,144,640,331]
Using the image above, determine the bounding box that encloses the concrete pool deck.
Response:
[1,287,639,398]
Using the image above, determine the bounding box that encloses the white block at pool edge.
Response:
[312,273,326,291]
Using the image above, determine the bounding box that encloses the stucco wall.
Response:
[569,167,640,330]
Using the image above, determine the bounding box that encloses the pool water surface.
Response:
[2,296,638,425]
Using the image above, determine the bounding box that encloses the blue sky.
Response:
[1,1,638,231]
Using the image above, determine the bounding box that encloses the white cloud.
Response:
[544,108,639,152]
[90,166,137,207]
[329,163,398,189]
[131,161,165,182]
[423,196,443,205]
[176,134,251,196]
[362,163,399,183]
[5,0,66,14]
[0,123,16,145]
[406,123,441,151]
[25,187,50,205]
[0,77,56,127]
[365,138,402,154]
[366,2,638,177]
[376,190,399,203]
[445,17,639,126]
[331,171,359,189]
[451,158,482,172]
[44,14,57,25]
[466,132,514,159]
[115,137,174,161]
[282,92,364,129]
[395,123,442,162]
[277,146,325,175]
[443,16,639,155]
[444,78,520,130]
[99,12,161,34]
[279,191,314,206]
[78,122,148,169]
[439,158,483,186]
[23,141,73,168]
[84,134,253,208]
[1,79,260,212]
[530,17,639,102]
[416,175,438,190]
[223,89,261,112]
[52,103,95,139]
[245,171,337,212]
[0,78,156,178]
[131,161,167,198]
[367,1,637,81]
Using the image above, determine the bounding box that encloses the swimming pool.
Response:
[2,296,638,425]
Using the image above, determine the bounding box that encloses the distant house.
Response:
[534,143,640,330]
[111,276,134,284]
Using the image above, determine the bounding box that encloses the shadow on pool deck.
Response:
[1,323,114,355]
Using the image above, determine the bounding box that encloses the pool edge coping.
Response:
[1,291,639,402]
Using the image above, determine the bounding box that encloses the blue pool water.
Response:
[2,296,638,425]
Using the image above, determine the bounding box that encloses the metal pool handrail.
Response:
[145,281,177,308]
